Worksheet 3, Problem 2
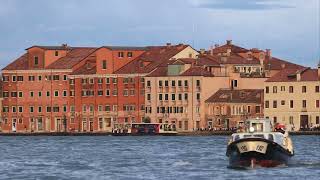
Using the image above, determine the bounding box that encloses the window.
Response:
[106,78,110,84]
[98,90,103,96]
[196,93,200,100]
[112,89,118,96]
[159,94,163,101]
[184,93,188,100]
[289,86,294,93]
[28,76,35,81]
[196,80,200,87]
[30,106,34,113]
[102,60,107,69]
[63,75,67,81]
[11,91,17,97]
[302,86,307,93]
[63,90,67,97]
[70,90,75,97]
[30,91,34,97]
[53,75,59,81]
[112,78,117,84]
[289,116,294,125]
[171,80,176,87]
[165,80,169,87]
[178,94,182,100]
[97,78,103,84]
[265,101,269,108]
[12,75,16,82]
[130,89,135,96]
[38,91,42,97]
[70,105,75,112]
[118,52,124,58]
[184,80,188,87]
[106,89,110,96]
[3,106,9,112]
[53,106,59,112]
[172,94,176,101]
[105,105,111,112]
[316,116,320,124]
[281,100,285,105]
[127,52,133,57]
[2,76,9,82]
[38,106,42,113]
[273,117,277,124]
[46,106,51,112]
[147,80,151,87]
[18,92,23,98]
[3,91,9,98]
[147,94,151,101]
[302,100,307,108]
[38,75,42,81]
[55,51,59,56]
[17,76,23,81]
[178,80,182,87]
[18,106,23,113]
[63,105,67,112]
[273,100,277,108]
[123,78,129,84]
[290,100,294,108]
[265,86,269,93]
[165,94,169,101]
[315,86,320,93]
[273,86,277,93]
[89,78,94,84]
[158,80,163,87]
[70,79,75,85]
[113,105,118,112]
[255,106,261,113]
[34,56,39,65]
[12,106,16,113]
[123,89,129,96]
[280,86,285,91]
[316,100,319,108]
[231,80,238,88]
[46,91,50,97]
[82,105,86,112]
[54,91,59,97]
[98,105,103,111]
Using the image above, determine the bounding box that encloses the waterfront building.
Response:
[205,89,264,130]
[264,65,320,131]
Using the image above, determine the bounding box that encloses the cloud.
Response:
[191,0,294,10]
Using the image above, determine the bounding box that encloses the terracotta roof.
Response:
[177,56,221,66]
[180,66,214,77]
[266,67,319,82]
[205,89,263,103]
[46,48,97,69]
[146,66,168,77]
[26,45,74,50]
[206,54,260,65]
[210,43,248,54]
[114,44,189,74]
[264,57,304,70]
[71,64,97,75]
[2,53,29,70]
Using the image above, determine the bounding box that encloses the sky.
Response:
[0,0,319,69]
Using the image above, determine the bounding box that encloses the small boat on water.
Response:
[112,123,178,136]
[226,118,294,168]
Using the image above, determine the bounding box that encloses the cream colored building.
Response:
[264,66,320,131]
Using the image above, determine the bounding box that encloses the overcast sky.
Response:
[0,0,319,69]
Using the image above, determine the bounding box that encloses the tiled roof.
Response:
[2,53,29,70]
[146,66,168,77]
[46,48,97,69]
[205,89,263,103]
[206,54,260,65]
[71,63,97,75]
[266,67,319,82]
[180,66,214,77]
[264,57,304,70]
[114,44,189,74]
[210,44,248,54]
[177,56,221,66]
[26,45,73,50]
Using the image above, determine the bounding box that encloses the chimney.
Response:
[266,49,271,57]
[166,43,172,47]
[296,72,301,81]
[226,40,232,45]
[200,48,205,54]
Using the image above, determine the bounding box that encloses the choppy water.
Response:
[0,136,319,180]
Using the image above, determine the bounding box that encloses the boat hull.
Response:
[226,138,293,168]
